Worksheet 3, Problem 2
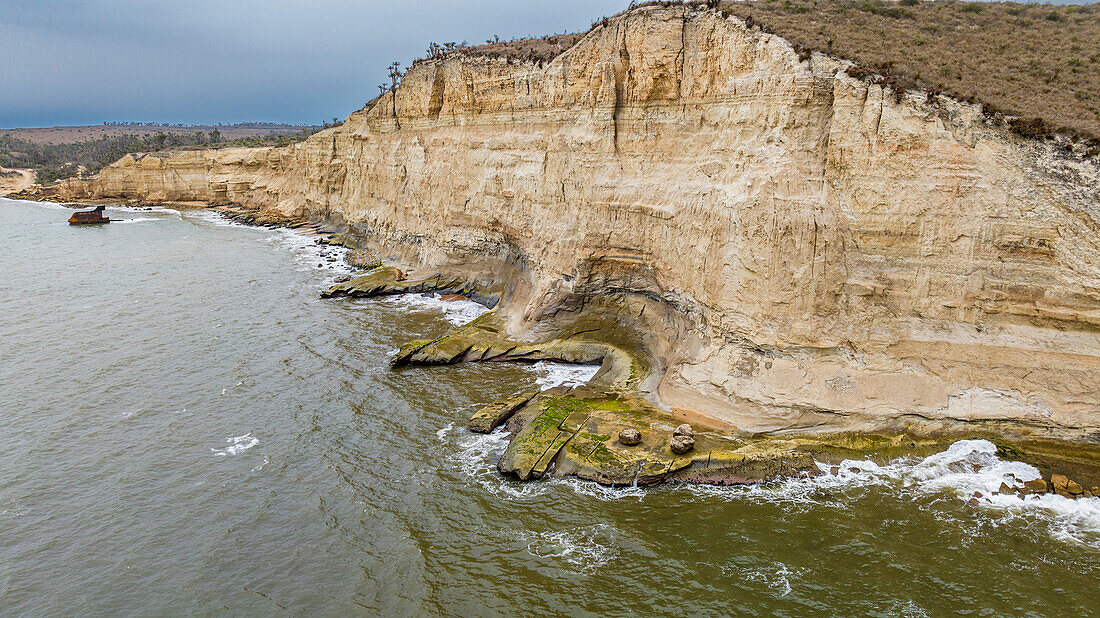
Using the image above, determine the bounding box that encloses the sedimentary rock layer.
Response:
[35,5,1100,441]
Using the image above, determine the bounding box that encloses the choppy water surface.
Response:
[1,198,1098,616]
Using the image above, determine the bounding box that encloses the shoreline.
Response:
[8,191,1100,499]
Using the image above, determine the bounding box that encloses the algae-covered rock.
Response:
[388,309,643,389]
[322,270,504,310]
[468,389,540,433]
[321,266,405,298]
[391,338,436,367]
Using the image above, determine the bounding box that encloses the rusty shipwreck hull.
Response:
[68,205,110,225]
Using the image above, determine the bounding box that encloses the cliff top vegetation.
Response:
[450,0,1099,143]
[718,0,1099,143]
[1,123,315,146]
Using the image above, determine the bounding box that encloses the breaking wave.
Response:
[211,433,259,456]
[682,439,1100,548]
[389,293,489,327]
[531,360,600,390]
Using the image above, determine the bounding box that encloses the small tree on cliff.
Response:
[385,61,404,128]
[209,128,221,143]
[387,61,403,91]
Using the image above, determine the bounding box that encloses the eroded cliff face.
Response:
[42,6,1100,441]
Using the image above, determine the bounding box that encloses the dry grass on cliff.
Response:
[718,0,1100,142]
[460,0,1100,143]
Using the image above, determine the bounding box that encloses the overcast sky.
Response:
[0,0,626,128]
[4,0,1093,129]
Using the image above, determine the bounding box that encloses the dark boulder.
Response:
[670,434,695,454]
[618,428,642,446]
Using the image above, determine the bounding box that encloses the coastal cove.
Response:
[2,197,1099,615]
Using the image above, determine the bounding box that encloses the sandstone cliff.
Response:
[39,6,1100,442]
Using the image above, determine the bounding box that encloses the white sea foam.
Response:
[3,197,69,210]
[267,227,355,276]
[440,424,550,499]
[185,209,251,229]
[737,562,797,597]
[0,500,29,518]
[184,209,357,277]
[551,476,646,500]
[112,204,181,216]
[531,360,600,390]
[211,433,259,456]
[883,599,932,618]
[384,293,489,327]
[435,422,456,440]
[517,523,618,573]
[113,216,159,224]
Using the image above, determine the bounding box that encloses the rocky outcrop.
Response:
[28,5,1100,446]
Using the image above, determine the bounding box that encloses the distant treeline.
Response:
[0,127,325,184]
[99,121,312,128]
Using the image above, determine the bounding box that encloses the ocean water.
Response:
[1,198,1098,616]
